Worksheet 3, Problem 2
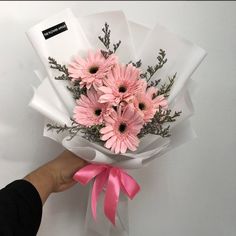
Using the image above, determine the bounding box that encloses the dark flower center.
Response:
[119,123,127,133]
[139,102,146,110]
[119,85,127,93]
[89,66,99,74]
[94,109,102,116]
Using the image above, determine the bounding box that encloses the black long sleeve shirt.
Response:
[0,180,42,235]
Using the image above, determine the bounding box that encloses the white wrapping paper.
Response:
[27,8,91,115]
[27,9,206,236]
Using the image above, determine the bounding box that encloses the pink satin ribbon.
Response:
[73,164,140,225]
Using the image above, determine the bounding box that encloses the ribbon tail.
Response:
[104,168,120,225]
[119,170,140,199]
[91,170,108,220]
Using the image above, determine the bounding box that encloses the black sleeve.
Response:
[0,179,42,236]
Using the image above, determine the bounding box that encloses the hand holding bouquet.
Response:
[27,8,206,235]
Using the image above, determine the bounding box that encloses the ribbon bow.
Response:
[73,164,140,225]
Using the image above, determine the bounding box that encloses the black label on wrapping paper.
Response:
[42,22,68,39]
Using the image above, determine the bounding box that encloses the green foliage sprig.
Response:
[138,107,182,138]
[147,79,161,88]
[98,22,121,58]
[140,49,167,82]
[66,83,86,100]
[127,59,142,68]
[48,57,70,81]
[157,73,176,97]
[46,120,103,142]
[48,58,85,100]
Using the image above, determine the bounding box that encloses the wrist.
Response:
[24,165,55,204]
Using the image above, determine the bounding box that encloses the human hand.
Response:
[24,150,86,204]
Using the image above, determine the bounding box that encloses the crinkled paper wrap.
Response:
[27,8,206,236]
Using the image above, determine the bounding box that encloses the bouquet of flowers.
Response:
[27,8,206,236]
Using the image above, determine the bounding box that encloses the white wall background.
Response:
[0,1,235,236]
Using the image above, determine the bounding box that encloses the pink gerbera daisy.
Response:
[73,88,108,127]
[134,80,168,122]
[100,105,144,154]
[98,64,141,106]
[68,51,117,90]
